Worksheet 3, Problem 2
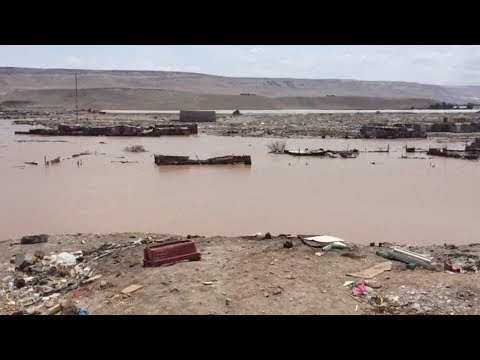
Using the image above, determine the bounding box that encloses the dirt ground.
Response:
[1,233,479,315]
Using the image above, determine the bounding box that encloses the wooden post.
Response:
[75,73,79,122]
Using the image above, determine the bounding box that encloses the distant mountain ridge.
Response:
[0,66,478,109]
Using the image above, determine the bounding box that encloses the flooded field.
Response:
[1,121,479,244]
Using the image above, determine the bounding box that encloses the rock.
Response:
[369,242,375,246]
[444,243,458,250]
[15,253,36,270]
[264,232,272,239]
[225,298,232,306]
[272,289,282,295]
[100,280,108,289]
[283,240,293,249]
[77,233,83,236]
[21,234,49,245]
[315,252,324,257]
[25,306,37,315]
[121,284,143,294]
[364,280,382,289]
[264,292,270,298]
[34,250,45,259]
[13,277,26,288]
[170,288,179,293]
[81,240,85,244]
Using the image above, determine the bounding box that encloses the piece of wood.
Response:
[347,261,392,279]
[121,284,143,294]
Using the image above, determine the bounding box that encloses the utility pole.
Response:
[75,73,79,122]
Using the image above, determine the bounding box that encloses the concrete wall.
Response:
[179,110,216,122]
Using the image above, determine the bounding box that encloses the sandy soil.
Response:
[1,233,479,315]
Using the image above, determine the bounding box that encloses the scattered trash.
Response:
[315,252,324,257]
[323,242,349,251]
[72,289,86,299]
[298,234,348,248]
[347,261,392,279]
[53,252,77,266]
[352,281,367,296]
[121,284,143,294]
[376,247,434,268]
[444,262,461,273]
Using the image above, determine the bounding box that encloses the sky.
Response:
[0,45,480,86]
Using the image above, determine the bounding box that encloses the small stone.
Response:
[264,232,272,239]
[13,277,26,288]
[100,280,108,289]
[283,240,293,249]
[369,242,375,246]
[264,292,270,298]
[34,250,45,259]
[15,253,36,270]
[77,233,83,236]
[225,298,231,306]
[273,289,282,295]
[269,271,274,274]
[81,240,85,244]
[170,288,179,293]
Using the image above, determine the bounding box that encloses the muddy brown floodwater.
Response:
[1,121,479,245]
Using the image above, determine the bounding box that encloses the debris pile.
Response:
[0,235,172,315]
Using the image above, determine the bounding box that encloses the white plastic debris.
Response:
[53,252,77,266]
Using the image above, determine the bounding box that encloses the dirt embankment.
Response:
[1,233,479,315]
[6,110,480,139]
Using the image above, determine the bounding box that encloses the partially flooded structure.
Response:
[360,124,426,139]
[15,124,198,137]
[154,154,251,166]
[178,110,216,123]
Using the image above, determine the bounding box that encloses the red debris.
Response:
[143,240,201,267]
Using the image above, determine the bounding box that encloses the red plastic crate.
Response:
[143,240,201,267]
